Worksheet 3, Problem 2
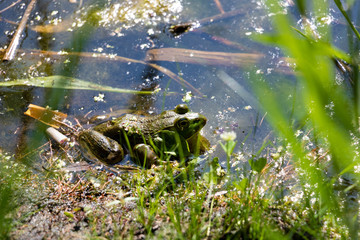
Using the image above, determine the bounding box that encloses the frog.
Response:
[77,104,209,168]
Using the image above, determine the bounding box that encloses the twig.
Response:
[145,48,263,67]
[209,35,257,53]
[198,8,245,26]
[213,0,225,14]
[0,0,22,14]
[2,0,37,61]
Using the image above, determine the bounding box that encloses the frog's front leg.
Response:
[132,144,159,169]
[78,129,124,165]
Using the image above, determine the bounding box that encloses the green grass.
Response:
[1,134,353,239]
[251,0,360,238]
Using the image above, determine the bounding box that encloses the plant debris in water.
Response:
[95,0,183,33]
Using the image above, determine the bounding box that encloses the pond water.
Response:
[0,0,354,166]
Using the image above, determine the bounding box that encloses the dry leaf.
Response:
[24,104,67,128]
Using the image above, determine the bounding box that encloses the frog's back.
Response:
[115,110,178,135]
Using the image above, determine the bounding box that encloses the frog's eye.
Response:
[176,118,190,130]
[174,104,189,114]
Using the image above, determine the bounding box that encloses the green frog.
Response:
[77,104,209,168]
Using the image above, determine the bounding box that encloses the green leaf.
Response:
[334,0,360,40]
[219,140,237,156]
[64,211,74,219]
[233,178,249,192]
[0,75,155,95]
[249,157,266,173]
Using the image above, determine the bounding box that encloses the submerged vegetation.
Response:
[1,0,360,239]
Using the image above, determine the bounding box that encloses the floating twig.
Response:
[213,0,225,14]
[197,8,245,26]
[0,0,22,14]
[2,0,37,61]
[209,35,257,53]
[145,48,263,67]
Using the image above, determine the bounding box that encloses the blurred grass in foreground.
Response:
[253,0,360,238]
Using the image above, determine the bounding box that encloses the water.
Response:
[0,0,355,165]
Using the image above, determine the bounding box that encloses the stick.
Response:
[2,0,37,61]
[198,8,245,26]
[0,0,22,14]
[145,48,263,67]
[213,0,225,14]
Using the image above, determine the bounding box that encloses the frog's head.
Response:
[173,104,207,139]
